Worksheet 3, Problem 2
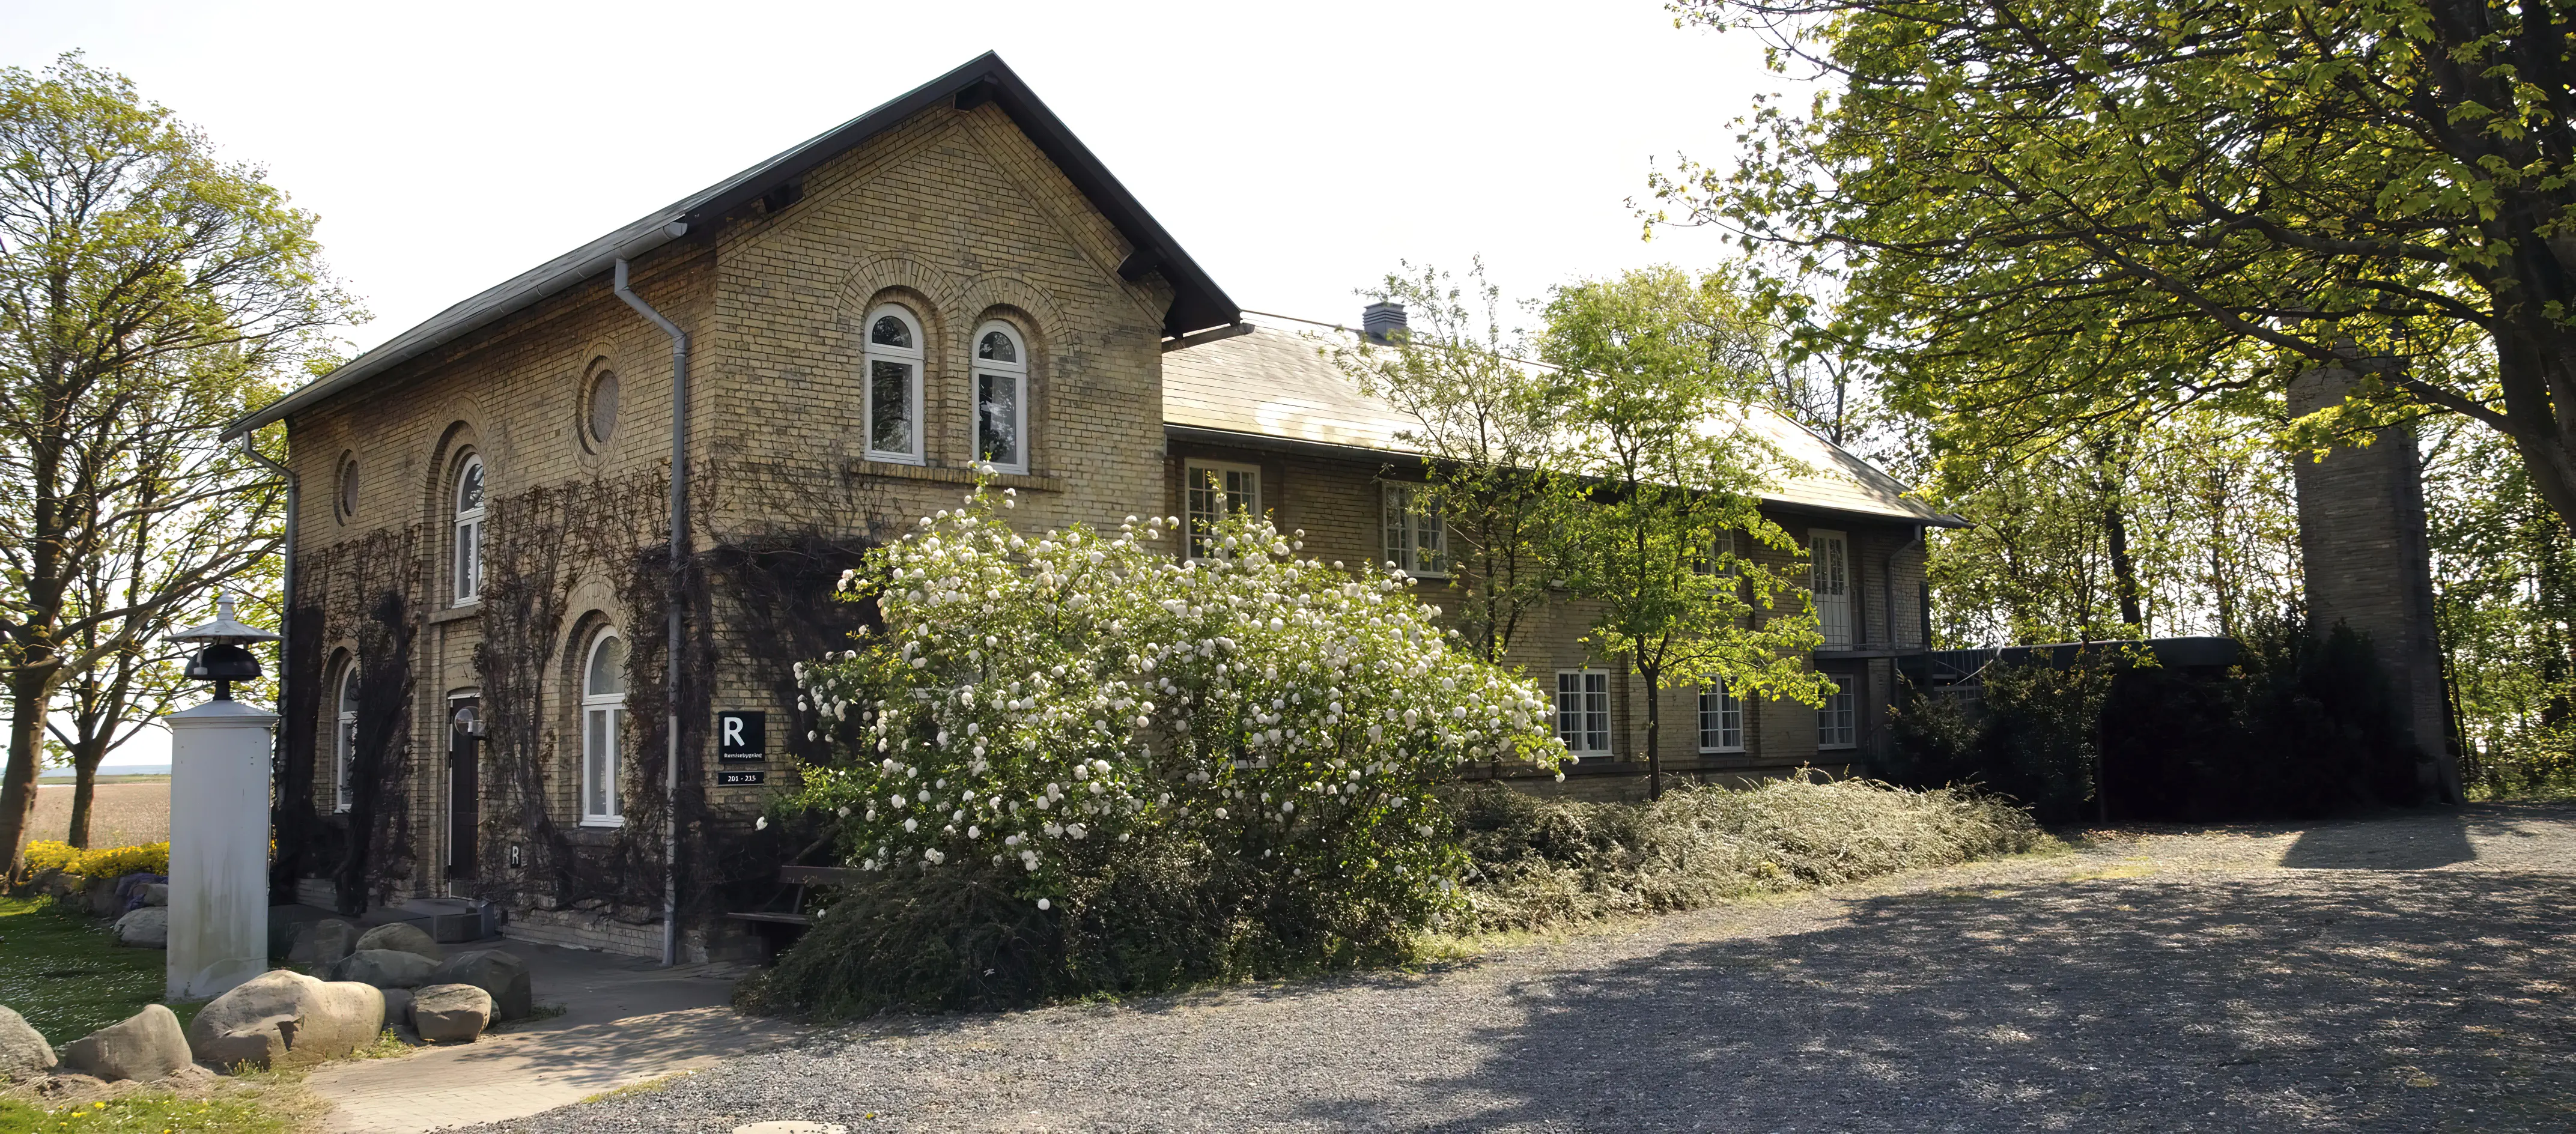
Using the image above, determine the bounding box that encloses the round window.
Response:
[337,458,359,521]
[587,368,619,445]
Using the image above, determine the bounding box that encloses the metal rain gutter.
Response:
[613,256,691,968]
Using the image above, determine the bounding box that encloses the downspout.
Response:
[614,256,690,967]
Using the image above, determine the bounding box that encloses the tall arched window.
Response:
[581,628,627,826]
[453,455,485,604]
[863,305,924,464]
[334,664,359,813]
[972,321,1028,473]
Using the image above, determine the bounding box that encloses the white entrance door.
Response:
[1811,530,1852,648]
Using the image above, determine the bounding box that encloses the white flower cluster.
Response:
[791,487,1566,907]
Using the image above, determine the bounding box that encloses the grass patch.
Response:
[1451,776,2050,933]
[0,1094,288,1133]
[0,897,200,1045]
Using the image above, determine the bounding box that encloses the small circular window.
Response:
[336,457,359,523]
[586,366,619,446]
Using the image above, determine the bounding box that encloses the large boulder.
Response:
[409,984,491,1043]
[0,1005,56,1081]
[31,869,76,901]
[139,883,169,908]
[427,950,532,1020]
[84,878,124,918]
[58,1005,190,1082]
[114,907,168,948]
[354,923,443,962]
[288,919,359,966]
[378,988,414,1031]
[330,948,435,989]
[186,969,385,1070]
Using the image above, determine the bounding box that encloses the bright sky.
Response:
[2,0,1787,766]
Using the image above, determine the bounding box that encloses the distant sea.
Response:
[40,765,169,779]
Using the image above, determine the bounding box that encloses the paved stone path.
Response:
[457,804,2576,1133]
[306,947,801,1133]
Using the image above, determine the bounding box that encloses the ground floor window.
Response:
[1818,673,1858,750]
[1556,669,1611,756]
[1698,681,1743,752]
[583,628,628,826]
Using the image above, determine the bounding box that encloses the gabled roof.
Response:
[226,52,1237,440]
[1162,317,1965,528]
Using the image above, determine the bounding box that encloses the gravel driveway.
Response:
[470,804,2576,1133]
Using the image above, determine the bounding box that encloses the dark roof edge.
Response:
[225,51,1237,440]
[1164,423,1969,528]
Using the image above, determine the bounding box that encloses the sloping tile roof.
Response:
[226,52,1238,440]
[1162,318,1962,527]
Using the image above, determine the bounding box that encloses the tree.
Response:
[1540,267,1831,798]
[0,55,350,872]
[1332,262,1572,661]
[1654,0,2576,536]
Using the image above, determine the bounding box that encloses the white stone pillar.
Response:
[163,699,278,1000]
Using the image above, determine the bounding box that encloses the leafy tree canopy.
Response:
[1653,0,2576,530]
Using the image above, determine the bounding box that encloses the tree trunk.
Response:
[66,735,110,849]
[0,668,55,870]
[1638,651,1663,801]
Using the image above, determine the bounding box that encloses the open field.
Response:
[28,781,171,847]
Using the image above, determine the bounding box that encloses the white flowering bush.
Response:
[760,483,1566,1011]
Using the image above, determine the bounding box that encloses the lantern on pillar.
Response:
[162,593,281,999]
[174,594,278,702]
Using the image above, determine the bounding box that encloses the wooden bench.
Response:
[726,864,865,954]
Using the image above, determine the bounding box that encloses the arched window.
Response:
[862,305,924,464]
[453,455,485,604]
[972,322,1028,473]
[334,664,359,813]
[581,628,627,826]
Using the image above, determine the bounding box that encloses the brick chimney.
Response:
[2288,360,2460,802]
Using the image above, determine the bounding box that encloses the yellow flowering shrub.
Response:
[25,840,169,879]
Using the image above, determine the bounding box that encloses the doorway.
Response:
[448,700,480,882]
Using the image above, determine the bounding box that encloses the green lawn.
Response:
[0,897,199,1046]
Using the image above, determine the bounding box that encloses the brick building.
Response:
[225,53,1956,958]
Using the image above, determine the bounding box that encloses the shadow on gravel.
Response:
[2282,811,2476,870]
[1344,869,2576,1133]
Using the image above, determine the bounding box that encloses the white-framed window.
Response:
[1184,459,1260,559]
[1555,669,1612,755]
[1381,483,1448,577]
[582,628,628,826]
[1698,680,1744,753]
[1818,673,1857,750]
[1809,529,1851,648]
[333,664,359,813]
[453,455,485,604]
[972,321,1028,474]
[863,305,925,464]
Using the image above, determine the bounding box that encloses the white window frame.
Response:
[581,628,627,827]
[971,321,1029,475]
[1809,529,1852,649]
[1183,459,1260,559]
[862,304,926,465]
[1381,483,1450,578]
[1818,673,1858,750]
[1555,669,1612,756]
[453,455,485,605]
[1698,680,1745,753]
[333,664,358,813]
